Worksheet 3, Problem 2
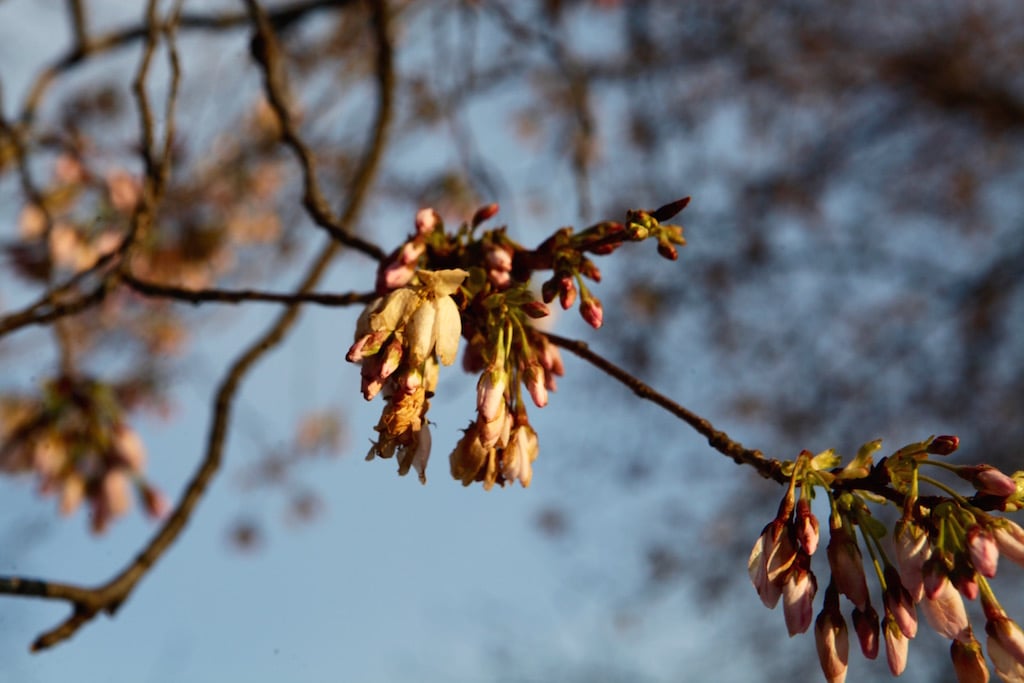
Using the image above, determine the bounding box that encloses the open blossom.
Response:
[349,269,467,371]
[502,420,539,488]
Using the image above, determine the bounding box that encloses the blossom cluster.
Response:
[0,377,167,533]
[749,437,1024,682]
[345,201,688,487]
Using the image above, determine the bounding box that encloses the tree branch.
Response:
[0,0,396,652]
[19,0,361,124]
[246,0,386,261]
[121,272,375,307]
[544,332,787,482]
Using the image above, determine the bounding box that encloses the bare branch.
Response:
[544,331,787,482]
[246,0,387,261]
[0,0,396,651]
[121,273,375,307]
[19,0,360,125]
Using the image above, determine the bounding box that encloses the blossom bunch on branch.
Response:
[749,436,1024,682]
[345,199,688,487]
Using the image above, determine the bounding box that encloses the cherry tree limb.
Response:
[544,331,787,482]
[0,0,394,651]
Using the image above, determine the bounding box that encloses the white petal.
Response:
[371,288,418,332]
[405,301,436,366]
[433,297,462,365]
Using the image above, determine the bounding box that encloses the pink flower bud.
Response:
[558,276,577,309]
[921,578,970,641]
[827,519,870,610]
[415,208,439,234]
[485,245,512,272]
[111,423,147,472]
[883,566,918,639]
[895,521,931,602]
[815,586,849,683]
[953,569,979,601]
[959,465,1018,498]
[950,635,990,683]
[477,371,507,423]
[471,203,499,227]
[398,241,425,266]
[580,297,603,329]
[985,615,1024,671]
[524,364,548,408]
[141,483,170,519]
[541,277,558,304]
[536,337,564,377]
[796,498,820,555]
[379,262,416,292]
[520,300,550,319]
[578,259,601,282]
[967,526,998,578]
[994,520,1024,568]
[347,330,390,363]
[783,557,817,636]
[927,434,959,455]
[923,557,949,601]
[883,615,909,676]
[748,521,787,609]
[852,604,880,660]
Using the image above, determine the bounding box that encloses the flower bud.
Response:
[895,520,931,602]
[923,556,949,600]
[580,297,604,329]
[883,566,918,639]
[415,207,439,234]
[927,434,960,455]
[827,519,870,611]
[852,604,880,660]
[883,615,909,676]
[578,259,601,282]
[783,555,817,636]
[950,633,990,683]
[815,585,850,683]
[959,465,1018,498]
[993,520,1024,568]
[921,578,970,641]
[558,276,577,309]
[967,526,998,578]
[471,203,499,227]
[541,277,558,304]
[520,300,550,319]
[796,498,820,556]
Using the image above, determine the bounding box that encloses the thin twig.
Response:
[121,273,375,307]
[544,332,787,482]
[246,0,386,260]
[19,0,360,124]
[0,0,396,652]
